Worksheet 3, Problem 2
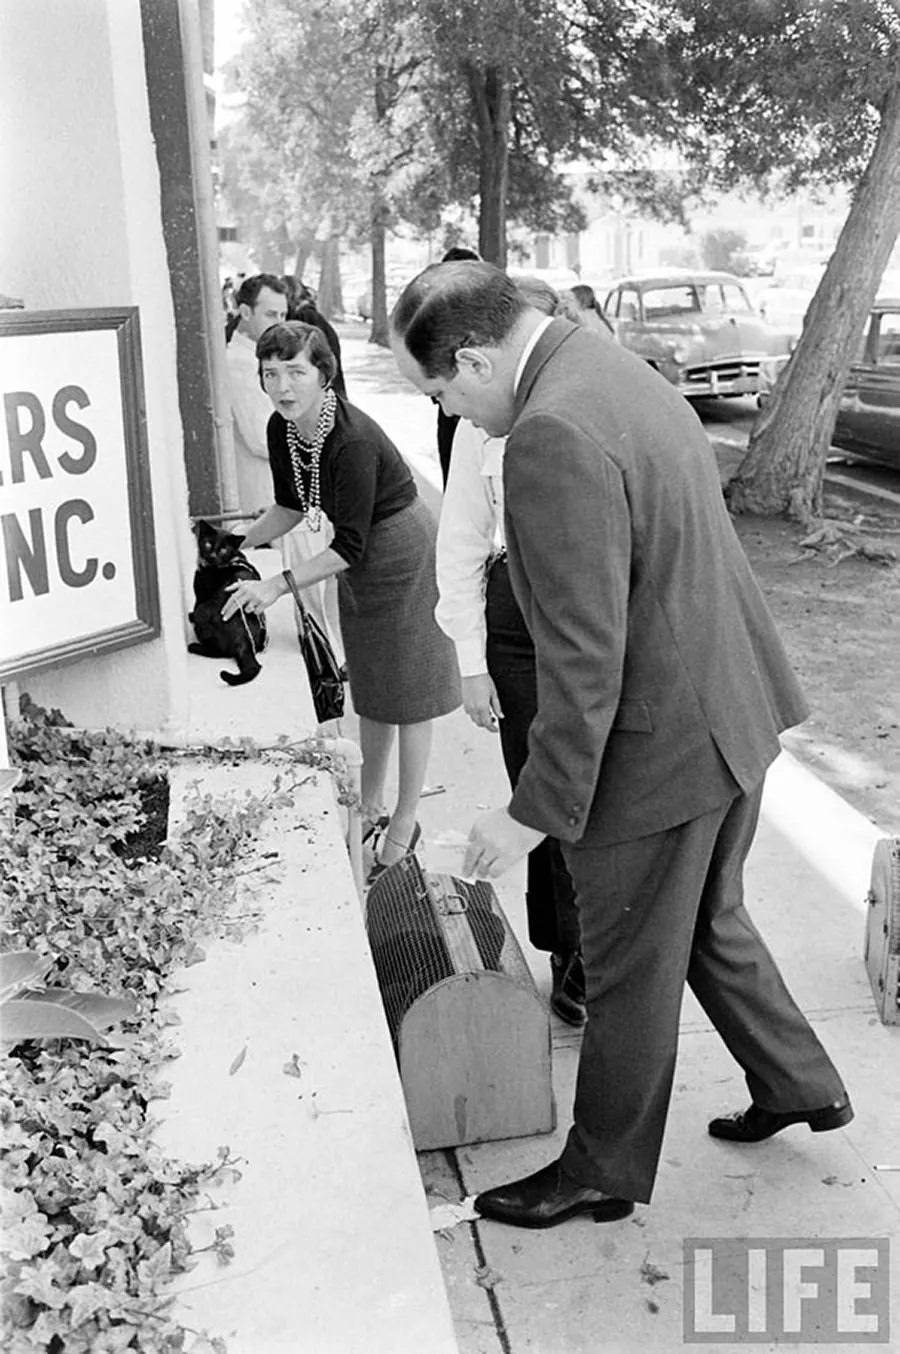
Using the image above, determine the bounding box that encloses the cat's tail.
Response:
[220,655,262,686]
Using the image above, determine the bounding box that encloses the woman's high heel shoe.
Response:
[365,822,422,886]
[361,813,389,846]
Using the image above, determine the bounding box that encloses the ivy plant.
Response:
[0,698,302,1354]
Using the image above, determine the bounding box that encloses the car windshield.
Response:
[877,312,900,365]
[640,285,700,319]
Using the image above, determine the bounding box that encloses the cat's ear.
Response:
[196,519,216,544]
[222,532,246,555]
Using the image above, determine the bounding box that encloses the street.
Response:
[691,394,900,506]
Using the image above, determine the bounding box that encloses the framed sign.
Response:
[0,308,160,680]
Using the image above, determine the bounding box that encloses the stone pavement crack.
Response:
[444,1147,513,1354]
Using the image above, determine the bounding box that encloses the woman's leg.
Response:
[379,719,433,867]
[359,715,395,826]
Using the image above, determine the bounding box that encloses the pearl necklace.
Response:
[285,388,336,532]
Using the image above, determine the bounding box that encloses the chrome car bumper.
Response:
[674,361,763,397]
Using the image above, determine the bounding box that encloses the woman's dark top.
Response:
[268,397,416,565]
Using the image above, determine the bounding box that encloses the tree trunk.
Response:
[368,62,393,347]
[465,62,510,267]
[369,188,390,347]
[727,77,900,523]
[290,228,318,284]
[316,234,343,319]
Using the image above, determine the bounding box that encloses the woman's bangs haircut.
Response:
[256,321,337,385]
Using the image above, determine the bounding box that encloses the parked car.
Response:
[755,263,826,341]
[602,270,793,399]
[757,297,900,471]
[831,297,900,470]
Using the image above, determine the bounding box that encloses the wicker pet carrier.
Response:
[365,855,555,1150]
[864,837,900,1026]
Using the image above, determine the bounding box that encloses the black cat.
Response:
[188,521,268,686]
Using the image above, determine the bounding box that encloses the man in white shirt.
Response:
[226,274,289,512]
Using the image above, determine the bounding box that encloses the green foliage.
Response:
[0,700,282,1353]
[652,0,900,193]
[1,949,136,1046]
[700,228,750,274]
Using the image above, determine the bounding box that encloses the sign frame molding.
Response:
[0,306,161,682]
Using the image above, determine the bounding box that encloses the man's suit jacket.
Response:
[503,319,808,848]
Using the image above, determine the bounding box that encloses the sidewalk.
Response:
[411,721,899,1354]
[336,324,900,1353]
[165,327,898,1352]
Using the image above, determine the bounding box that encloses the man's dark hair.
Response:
[514,276,559,316]
[256,321,337,388]
[441,246,480,263]
[281,274,316,318]
[391,261,528,379]
[570,282,615,334]
[571,283,600,314]
[236,273,288,309]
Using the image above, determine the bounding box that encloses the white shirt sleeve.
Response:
[435,420,502,678]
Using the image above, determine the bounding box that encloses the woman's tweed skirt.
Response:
[339,497,461,724]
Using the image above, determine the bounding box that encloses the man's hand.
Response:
[462,674,503,731]
[463,808,545,880]
[221,575,283,622]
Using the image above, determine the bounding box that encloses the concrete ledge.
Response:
[180,546,320,749]
[156,760,458,1354]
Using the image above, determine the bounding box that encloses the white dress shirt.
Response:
[225,329,275,511]
[435,420,505,676]
[435,316,553,677]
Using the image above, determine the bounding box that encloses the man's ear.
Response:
[455,347,494,382]
[239,302,253,326]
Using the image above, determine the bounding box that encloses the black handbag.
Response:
[282,570,345,723]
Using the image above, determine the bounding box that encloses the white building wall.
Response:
[0,0,193,737]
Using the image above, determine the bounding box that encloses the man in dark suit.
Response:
[390,261,851,1229]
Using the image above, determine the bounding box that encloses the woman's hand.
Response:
[462,674,503,731]
[221,575,283,622]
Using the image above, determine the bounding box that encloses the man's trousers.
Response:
[558,783,848,1203]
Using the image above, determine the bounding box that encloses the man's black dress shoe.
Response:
[550,952,587,1027]
[474,1160,634,1229]
[708,1096,854,1142]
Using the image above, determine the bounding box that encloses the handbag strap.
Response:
[282,568,309,629]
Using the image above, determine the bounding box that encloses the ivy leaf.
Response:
[92,1121,126,1154]
[1,1211,53,1261]
[136,1241,173,1292]
[66,1280,113,1325]
[14,1258,67,1309]
[92,1327,140,1353]
[69,1229,112,1270]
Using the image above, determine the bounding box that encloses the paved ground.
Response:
[335,327,900,1354]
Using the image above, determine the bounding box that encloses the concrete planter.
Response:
[155,759,458,1352]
